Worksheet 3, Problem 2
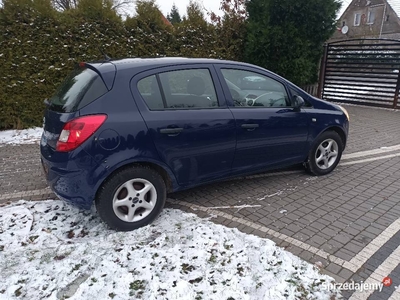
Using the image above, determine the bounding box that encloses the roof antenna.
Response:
[99,47,111,61]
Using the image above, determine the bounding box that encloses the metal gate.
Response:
[319,39,400,109]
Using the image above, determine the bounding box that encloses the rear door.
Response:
[215,66,309,175]
[131,65,236,186]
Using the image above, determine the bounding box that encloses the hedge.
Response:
[0,0,234,129]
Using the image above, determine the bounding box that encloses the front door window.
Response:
[220,69,291,108]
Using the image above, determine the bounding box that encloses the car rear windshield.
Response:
[48,67,108,113]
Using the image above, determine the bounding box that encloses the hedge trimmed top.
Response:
[0,0,341,129]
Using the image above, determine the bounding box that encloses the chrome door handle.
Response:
[160,128,183,135]
[241,124,259,130]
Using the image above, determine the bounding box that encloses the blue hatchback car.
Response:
[41,58,349,231]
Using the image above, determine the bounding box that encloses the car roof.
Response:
[87,57,300,91]
[90,57,260,72]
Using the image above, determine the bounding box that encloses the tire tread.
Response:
[306,130,344,176]
[95,166,166,231]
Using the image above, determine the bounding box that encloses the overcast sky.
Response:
[155,0,352,19]
[156,1,220,18]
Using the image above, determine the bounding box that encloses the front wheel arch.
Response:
[325,126,347,149]
[304,126,347,163]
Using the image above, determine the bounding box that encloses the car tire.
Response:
[95,166,166,231]
[305,131,343,176]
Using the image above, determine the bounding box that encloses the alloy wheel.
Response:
[315,139,339,170]
[112,178,157,222]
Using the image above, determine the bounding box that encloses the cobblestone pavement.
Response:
[1,105,400,299]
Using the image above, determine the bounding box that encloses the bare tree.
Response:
[51,0,134,15]
[111,0,135,16]
[52,0,78,10]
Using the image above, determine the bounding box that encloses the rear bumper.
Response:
[40,143,105,210]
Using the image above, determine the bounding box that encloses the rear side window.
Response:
[137,75,165,110]
[49,68,108,113]
[136,69,219,110]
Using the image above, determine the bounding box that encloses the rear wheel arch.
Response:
[133,162,174,193]
[96,161,175,200]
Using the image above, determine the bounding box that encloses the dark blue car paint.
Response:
[41,137,106,209]
[86,62,117,91]
[213,64,310,175]
[130,64,236,186]
[40,58,349,210]
[42,109,80,149]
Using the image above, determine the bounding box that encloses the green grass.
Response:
[130,280,146,291]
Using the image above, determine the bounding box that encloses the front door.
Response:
[216,66,309,175]
[131,65,236,186]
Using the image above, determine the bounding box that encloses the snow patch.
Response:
[257,191,284,201]
[0,200,340,300]
[0,127,43,146]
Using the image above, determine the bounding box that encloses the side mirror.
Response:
[293,95,305,110]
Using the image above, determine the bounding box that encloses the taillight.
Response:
[56,115,107,152]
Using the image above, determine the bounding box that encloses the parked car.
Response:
[40,58,350,231]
